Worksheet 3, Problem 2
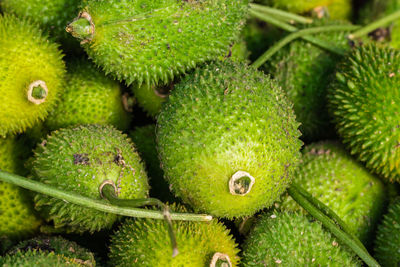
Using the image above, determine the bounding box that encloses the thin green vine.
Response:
[349,9,400,39]
[249,3,312,24]
[0,169,212,222]
[251,24,359,68]
[101,182,178,257]
[288,184,380,267]
[249,8,347,55]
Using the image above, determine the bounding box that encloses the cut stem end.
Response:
[229,171,255,196]
[27,80,48,105]
[66,12,95,44]
[210,252,232,267]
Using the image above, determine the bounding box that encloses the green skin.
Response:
[241,211,360,266]
[132,40,249,118]
[109,204,239,267]
[268,19,351,142]
[6,236,96,266]
[327,44,400,182]
[260,0,351,19]
[46,58,131,131]
[0,0,82,53]
[0,136,42,244]
[374,198,400,266]
[67,0,248,85]
[157,60,302,218]
[31,124,149,233]
[129,125,177,202]
[131,83,172,118]
[279,141,386,246]
[0,14,65,137]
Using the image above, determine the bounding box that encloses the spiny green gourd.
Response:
[109,204,239,267]
[0,136,42,244]
[279,141,386,245]
[1,236,96,266]
[45,58,131,131]
[66,0,248,85]
[268,19,351,142]
[0,0,82,53]
[129,125,176,202]
[260,0,351,19]
[241,211,360,266]
[374,198,400,266]
[156,60,302,218]
[0,14,65,137]
[31,124,149,233]
[327,44,400,182]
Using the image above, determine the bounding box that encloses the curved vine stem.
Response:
[101,182,178,257]
[0,170,212,222]
[288,184,380,267]
[249,3,313,24]
[249,9,349,55]
[251,24,360,68]
[292,183,367,253]
[349,9,400,40]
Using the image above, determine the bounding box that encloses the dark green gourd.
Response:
[66,0,248,85]
[31,124,149,233]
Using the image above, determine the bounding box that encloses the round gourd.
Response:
[0,15,65,137]
[279,141,386,245]
[46,58,131,131]
[241,211,360,266]
[31,124,149,233]
[0,136,42,242]
[327,44,400,182]
[156,60,302,218]
[109,204,239,267]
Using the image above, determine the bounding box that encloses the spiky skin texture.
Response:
[279,141,385,245]
[131,83,171,118]
[46,59,131,131]
[1,236,95,266]
[70,0,248,85]
[109,204,239,267]
[156,61,302,218]
[0,0,81,53]
[31,124,149,233]
[0,250,83,267]
[132,40,249,118]
[0,137,42,242]
[374,198,400,266]
[0,15,65,137]
[7,236,96,266]
[241,211,360,266]
[129,125,176,202]
[268,19,350,142]
[327,45,400,182]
